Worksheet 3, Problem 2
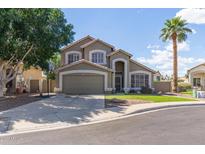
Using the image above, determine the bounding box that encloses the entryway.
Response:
[114,61,125,92]
[115,73,123,92]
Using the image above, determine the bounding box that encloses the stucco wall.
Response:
[61,37,93,65]
[129,60,151,72]
[23,67,46,81]
[84,41,113,67]
[153,81,172,93]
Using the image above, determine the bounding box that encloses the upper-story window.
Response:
[65,51,82,64]
[89,50,106,64]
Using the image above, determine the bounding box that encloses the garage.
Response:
[30,80,39,93]
[62,74,104,94]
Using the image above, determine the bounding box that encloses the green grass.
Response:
[105,94,196,103]
[179,89,193,96]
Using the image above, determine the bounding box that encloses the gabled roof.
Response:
[130,59,156,73]
[80,39,115,49]
[56,59,113,72]
[154,71,162,75]
[107,49,133,57]
[187,63,205,73]
[61,35,95,51]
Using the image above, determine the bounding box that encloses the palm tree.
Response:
[160,17,192,92]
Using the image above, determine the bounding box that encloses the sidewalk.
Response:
[0,94,205,136]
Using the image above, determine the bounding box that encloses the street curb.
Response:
[1,103,205,137]
[126,103,205,115]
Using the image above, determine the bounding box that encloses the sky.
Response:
[62,8,205,77]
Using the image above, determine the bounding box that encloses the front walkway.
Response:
[0,94,205,135]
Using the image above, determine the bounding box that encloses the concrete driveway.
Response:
[0,94,106,134]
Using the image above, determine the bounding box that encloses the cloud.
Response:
[191,28,197,34]
[165,41,190,52]
[176,9,205,24]
[137,43,205,76]
[147,44,160,49]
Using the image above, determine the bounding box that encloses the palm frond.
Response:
[160,16,192,43]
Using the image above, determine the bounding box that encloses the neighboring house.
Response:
[16,66,47,93]
[56,35,156,94]
[188,63,205,89]
[153,71,162,81]
[6,66,47,94]
[178,76,189,83]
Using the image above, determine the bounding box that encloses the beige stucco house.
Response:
[56,35,156,94]
[188,63,205,89]
[16,66,47,93]
[153,71,162,81]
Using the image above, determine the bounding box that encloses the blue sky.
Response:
[62,8,205,77]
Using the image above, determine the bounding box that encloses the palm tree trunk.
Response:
[172,36,178,92]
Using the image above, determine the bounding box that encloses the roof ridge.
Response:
[80,38,114,49]
[108,49,133,57]
[61,35,95,51]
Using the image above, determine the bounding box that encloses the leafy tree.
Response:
[160,17,192,92]
[0,8,75,96]
[47,53,61,80]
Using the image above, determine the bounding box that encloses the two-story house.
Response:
[56,35,156,94]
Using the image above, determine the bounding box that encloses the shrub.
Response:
[140,86,153,94]
[178,82,192,92]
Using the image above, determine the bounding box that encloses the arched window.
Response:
[65,51,82,64]
[89,50,106,64]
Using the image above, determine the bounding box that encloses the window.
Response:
[91,51,105,64]
[67,53,80,64]
[193,78,201,87]
[131,73,149,88]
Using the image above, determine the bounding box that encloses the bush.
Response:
[140,86,153,94]
[178,82,192,92]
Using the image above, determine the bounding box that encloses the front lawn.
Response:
[179,89,193,96]
[105,94,196,103]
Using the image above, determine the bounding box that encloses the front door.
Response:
[115,74,122,92]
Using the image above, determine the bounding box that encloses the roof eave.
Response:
[56,59,113,72]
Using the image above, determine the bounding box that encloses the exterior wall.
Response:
[129,61,151,72]
[61,37,93,65]
[19,66,46,93]
[22,67,46,81]
[84,41,113,67]
[189,73,205,89]
[153,81,172,93]
[110,53,130,91]
[188,65,205,89]
[115,61,124,72]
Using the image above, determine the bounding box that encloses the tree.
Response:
[45,53,61,95]
[0,9,75,97]
[160,17,192,92]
